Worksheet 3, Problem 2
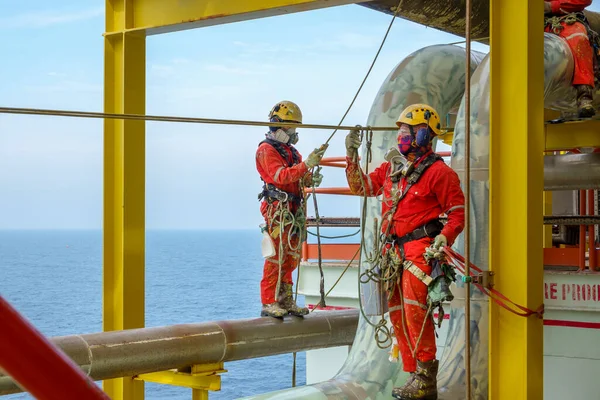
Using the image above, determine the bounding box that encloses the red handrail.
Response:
[0,295,109,400]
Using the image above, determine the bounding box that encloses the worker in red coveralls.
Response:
[545,0,597,117]
[256,101,327,318]
[345,104,465,400]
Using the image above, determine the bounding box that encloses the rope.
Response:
[306,229,360,239]
[442,248,544,319]
[0,106,399,132]
[352,129,395,349]
[323,0,405,145]
[304,0,404,313]
[464,0,473,396]
[310,171,327,309]
[309,246,361,313]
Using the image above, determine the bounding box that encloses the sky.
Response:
[1,1,587,230]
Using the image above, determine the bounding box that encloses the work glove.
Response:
[312,168,323,187]
[345,129,362,158]
[432,234,447,250]
[424,234,447,260]
[305,145,328,168]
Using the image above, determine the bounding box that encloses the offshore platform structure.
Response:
[1,1,600,400]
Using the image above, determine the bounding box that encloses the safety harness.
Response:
[383,152,445,252]
[257,138,304,206]
[381,152,459,329]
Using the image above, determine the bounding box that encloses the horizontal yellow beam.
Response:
[106,0,366,35]
[136,370,221,391]
[545,120,600,151]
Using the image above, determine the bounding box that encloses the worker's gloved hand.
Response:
[544,1,552,13]
[345,129,362,158]
[305,145,327,168]
[424,234,447,261]
[432,234,447,250]
[311,168,324,187]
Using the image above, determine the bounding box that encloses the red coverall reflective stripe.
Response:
[546,0,595,86]
[256,142,308,304]
[346,151,465,372]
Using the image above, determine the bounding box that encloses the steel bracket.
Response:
[463,271,495,288]
[473,271,495,288]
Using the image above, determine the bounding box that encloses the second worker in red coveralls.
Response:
[545,0,597,117]
[256,101,327,318]
[345,104,465,400]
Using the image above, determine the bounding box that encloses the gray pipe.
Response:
[0,310,359,396]
[361,1,600,45]
[545,153,600,191]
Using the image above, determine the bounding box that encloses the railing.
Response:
[0,309,359,397]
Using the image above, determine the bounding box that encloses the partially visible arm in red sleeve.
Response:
[548,0,591,14]
[345,157,388,197]
[431,165,466,246]
[257,145,308,185]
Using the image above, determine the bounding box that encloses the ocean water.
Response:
[0,229,312,400]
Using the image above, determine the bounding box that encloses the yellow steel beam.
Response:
[489,0,544,398]
[103,1,146,399]
[136,371,221,391]
[545,120,600,151]
[104,0,366,35]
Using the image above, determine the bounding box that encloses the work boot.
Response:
[576,85,596,118]
[260,302,287,318]
[391,359,438,400]
[278,283,309,317]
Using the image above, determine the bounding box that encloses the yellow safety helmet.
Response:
[396,103,442,136]
[268,101,303,124]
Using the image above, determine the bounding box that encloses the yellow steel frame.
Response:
[545,120,600,151]
[106,0,363,36]
[101,0,592,398]
[102,1,362,399]
[489,0,544,399]
[135,363,227,400]
[104,1,146,399]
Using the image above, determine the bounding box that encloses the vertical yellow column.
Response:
[104,1,146,399]
[489,0,544,399]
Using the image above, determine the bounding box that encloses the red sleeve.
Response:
[256,144,308,185]
[345,156,389,197]
[431,164,466,246]
[549,0,591,13]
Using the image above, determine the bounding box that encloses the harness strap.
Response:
[259,138,300,167]
[258,183,302,204]
[394,220,443,247]
[403,260,433,286]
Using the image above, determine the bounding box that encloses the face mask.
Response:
[288,128,299,144]
[397,126,431,156]
[272,129,291,144]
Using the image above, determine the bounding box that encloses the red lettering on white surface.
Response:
[550,283,557,300]
[551,282,600,303]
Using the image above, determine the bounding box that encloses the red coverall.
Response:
[346,151,465,372]
[256,142,308,305]
[545,0,595,86]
